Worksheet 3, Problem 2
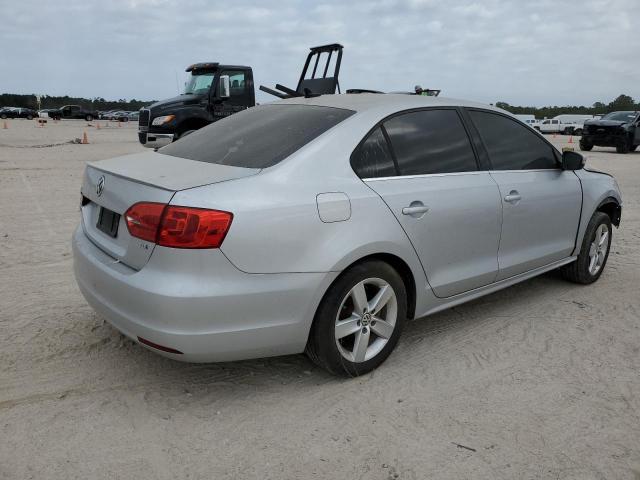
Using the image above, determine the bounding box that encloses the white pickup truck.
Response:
[538,119,582,135]
[538,115,598,135]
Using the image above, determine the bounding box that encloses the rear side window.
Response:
[160,104,354,169]
[383,109,478,175]
[469,110,558,170]
[351,127,397,178]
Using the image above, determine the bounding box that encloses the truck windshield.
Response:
[602,112,637,122]
[184,71,215,95]
[159,104,355,169]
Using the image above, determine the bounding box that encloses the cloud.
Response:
[0,0,636,106]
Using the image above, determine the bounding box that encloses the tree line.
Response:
[0,93,156,111]
[495,94,639,119]
[2,92,638,117]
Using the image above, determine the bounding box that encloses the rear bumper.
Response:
[72,226,337,362]
[138,131,174,148]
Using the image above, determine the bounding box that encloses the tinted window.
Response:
[351,127,397,178]
[469,110,558,170]
[383,109,477,175]
[160,105,354,168]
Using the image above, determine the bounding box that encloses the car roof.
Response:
[277,93,505,116]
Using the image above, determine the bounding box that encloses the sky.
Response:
[0,0,637,106]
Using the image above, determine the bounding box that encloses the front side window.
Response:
[383,109,478,175]
[225,71,247,97]
[160,104,354,168]
[469,110,558,170]
[351,127,396,178]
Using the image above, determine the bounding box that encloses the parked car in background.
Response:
[539,118,582,135]
[127,111,139,122]
[48,105,99,121]
[581,111,640,154]
[14,108,38,120]
[0,107,17,119]
[112,111,132,122]
[38,109,57,118]
[515,114,540,130]
[73,94,622,376]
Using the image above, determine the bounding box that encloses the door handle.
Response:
[504,190,521,203]
[402,204,430,216]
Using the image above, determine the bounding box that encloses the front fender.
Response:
[572,169,622,256]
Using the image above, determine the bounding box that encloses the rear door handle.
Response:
[402,203,430,216]
[504,191,522,203]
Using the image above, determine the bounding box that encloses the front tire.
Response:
[579,139,593,151]
[85,114,93,122]
[560,212,612,284]
[306,260,407,376]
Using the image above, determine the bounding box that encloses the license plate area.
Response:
[97,206,120,238]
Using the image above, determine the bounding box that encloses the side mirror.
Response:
[218,75,230,99]
[561,149,585,170]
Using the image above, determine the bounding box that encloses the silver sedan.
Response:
[73,94,622,376]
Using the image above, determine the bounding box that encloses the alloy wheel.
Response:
[588,224,609,276]
[334,278,397,363]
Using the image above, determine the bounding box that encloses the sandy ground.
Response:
[0,118,639,480]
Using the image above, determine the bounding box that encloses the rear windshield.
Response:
[159,104,355,168]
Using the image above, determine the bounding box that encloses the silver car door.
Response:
[468,109,582,280]
[357,109,501,298]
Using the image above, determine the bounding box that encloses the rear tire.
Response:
[0,114,7,119]
[306,260,407,376]
[560,212,612,284]
[574,128,583,136]
[579,140,593,151]
[85,114,93,122]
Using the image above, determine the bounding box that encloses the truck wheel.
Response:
[305,260,407,376]
[85,115,93,122]
[574,128,583,136]
[616,141,631,154]
[0,113,6,119]
[579,140,593,151]
[560,212,611,284]
[563,128,572,135]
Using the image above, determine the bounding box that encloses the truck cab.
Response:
[138,63,255,148]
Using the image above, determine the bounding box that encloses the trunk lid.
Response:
[80,151,259,270]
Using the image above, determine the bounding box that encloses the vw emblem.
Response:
[96,175,105,197]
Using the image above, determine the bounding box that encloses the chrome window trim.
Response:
[362,168,563,182]
[363,170,490,182]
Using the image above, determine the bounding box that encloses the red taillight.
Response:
[158,206,233,249]
[124,202,233,249]
[125,202,165,242]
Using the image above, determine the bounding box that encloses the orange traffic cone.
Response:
[568,136,573,144]
[82,131,89,144]
[3,120,8,129]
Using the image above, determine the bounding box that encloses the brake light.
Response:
[158,206,233,248]
[124,202,233,249]
[125,202,165,242]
